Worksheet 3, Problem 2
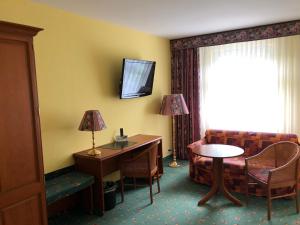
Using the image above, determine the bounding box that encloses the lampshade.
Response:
[160,94,189,116]
[78,110,106,131]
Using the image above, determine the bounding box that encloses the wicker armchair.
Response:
[120,141,160,204]
[245,141,300,220]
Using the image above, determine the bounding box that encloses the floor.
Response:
[48,160,300,225]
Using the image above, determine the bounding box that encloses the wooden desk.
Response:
[192,144,244,206]
[73,134,163,215]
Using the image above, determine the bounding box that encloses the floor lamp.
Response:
[160,94,189,167]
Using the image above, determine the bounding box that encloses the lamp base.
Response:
[87,148,101,156]
[168,160,180,168]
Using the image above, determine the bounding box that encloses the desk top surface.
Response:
[73,134,162,161]
[192,144,244,158]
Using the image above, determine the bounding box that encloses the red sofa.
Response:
[187,129,299,196]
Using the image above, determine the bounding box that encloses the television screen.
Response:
[119,59,156,99]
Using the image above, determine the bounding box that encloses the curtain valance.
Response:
[170,20,300,50]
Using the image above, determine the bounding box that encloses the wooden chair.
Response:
[120,141,160,204]
[245,141,300,220]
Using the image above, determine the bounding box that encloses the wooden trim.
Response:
[0,21,43,36]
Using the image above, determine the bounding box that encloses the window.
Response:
[199,35,300,136]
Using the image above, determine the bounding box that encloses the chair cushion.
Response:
[248,168,271,184]
[46,171,94,205]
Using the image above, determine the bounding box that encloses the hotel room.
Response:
[0,0,300,224]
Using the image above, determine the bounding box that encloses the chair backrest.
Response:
[121,141,159,176]
[147,142,159,171]
[265,141,300,184]
[260,141,299,165]
[273,141,299,167]
[120,141,159,177]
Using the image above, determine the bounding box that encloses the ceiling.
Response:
[35,0,300,39]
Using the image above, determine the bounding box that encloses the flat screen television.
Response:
[119,58,156,99]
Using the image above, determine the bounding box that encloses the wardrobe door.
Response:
[0,22,47,225]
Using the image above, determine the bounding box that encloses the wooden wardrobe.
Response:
[0,21,48,225]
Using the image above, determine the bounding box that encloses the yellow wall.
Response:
[0,0,171,173]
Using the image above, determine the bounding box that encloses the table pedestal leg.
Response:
[198,158,242,206]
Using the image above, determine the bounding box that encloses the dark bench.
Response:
[45,170,94,214]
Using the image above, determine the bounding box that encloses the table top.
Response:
[73,134,162,161]
[192,144,244,158]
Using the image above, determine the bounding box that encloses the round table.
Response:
[192,144,244,206]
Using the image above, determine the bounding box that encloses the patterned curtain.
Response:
[171,48,200,159]
[170,20,300,160]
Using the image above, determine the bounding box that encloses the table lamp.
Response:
[160,94,189,167]
[79,110,106,156]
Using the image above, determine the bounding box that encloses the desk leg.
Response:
[99,161,105,216]
[93,178,104,216]
[93,162,105,216]
[99,179,105,215]
[158,141,163,174]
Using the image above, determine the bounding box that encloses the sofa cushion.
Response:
[46,171,94,205]
[243,138,260,156]
[194,157,245,172]
[224,157,245,172]
[226,137,243,148]
[208,135,226,144]
[194,156,213,170]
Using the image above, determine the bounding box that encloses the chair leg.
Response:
[156,170,160,193]
[120,175,124,203]
[89,185,94,214]
[267,188,272,220]
[245,174,249,206]
[296,185,299,214]
[133,177,136,189]
[149,175,153,204]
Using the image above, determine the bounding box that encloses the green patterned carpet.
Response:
[49,160,300,225]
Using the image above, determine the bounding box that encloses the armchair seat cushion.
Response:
[248,168,271,184]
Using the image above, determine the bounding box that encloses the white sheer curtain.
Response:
[199,35,300,137]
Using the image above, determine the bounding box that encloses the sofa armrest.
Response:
[188,139,206,148]
[187,139,207,162]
